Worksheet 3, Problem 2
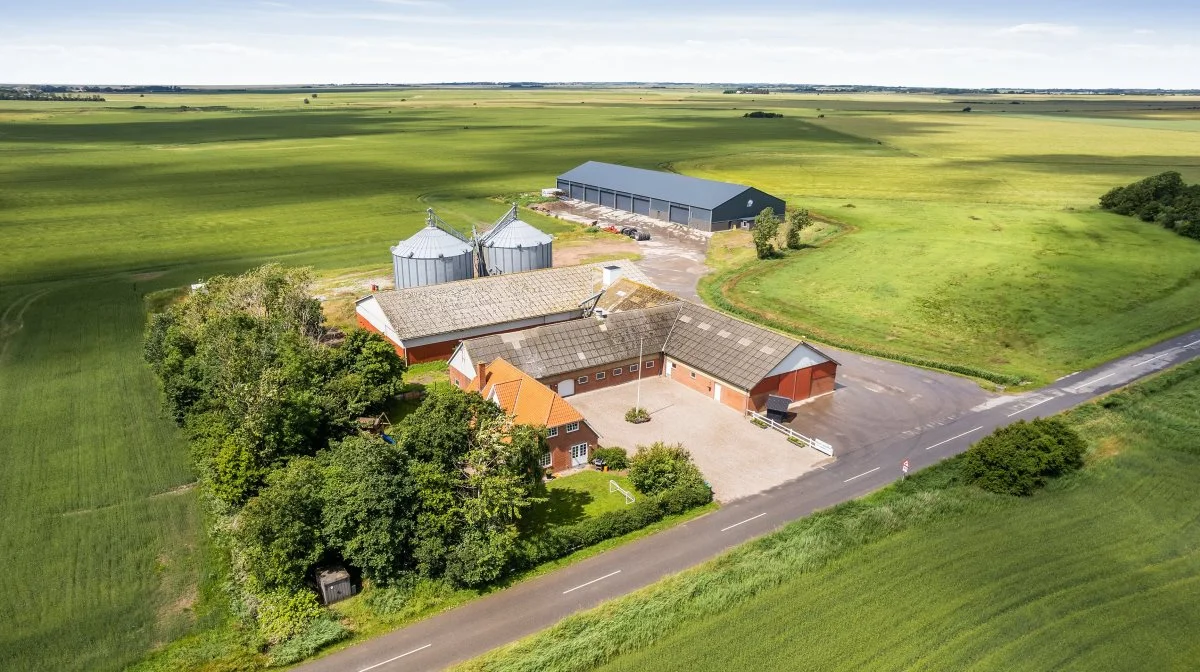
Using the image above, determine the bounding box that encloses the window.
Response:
[629,364,638,373]
[613,367,623,376]
[577,375,588,384]
[548,426,559,438]
[690,371,697,379]
[596,371,606,381]
[539,452,552,468]
[566,421,580,433]
[570,443,588,459]
[645,361,655,369]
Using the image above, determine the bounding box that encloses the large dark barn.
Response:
[556,161,785,232]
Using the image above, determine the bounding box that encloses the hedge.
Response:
[512,482,713,570]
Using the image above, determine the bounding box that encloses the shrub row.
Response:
[512,481,712,571]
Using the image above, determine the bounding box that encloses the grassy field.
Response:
[457,361,1200,672]
[4,88,1200,669]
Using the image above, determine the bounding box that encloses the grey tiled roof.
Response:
[664,303,806,390]
[557,161,754,210]
[462,299,833,391]
[462,304,681,379]
[370,260,650,341]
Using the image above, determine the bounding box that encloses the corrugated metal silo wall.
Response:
[393,251,474,288]
[484,243,552,275]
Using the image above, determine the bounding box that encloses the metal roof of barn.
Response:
[391,208,473,259]
[557,161,754,210]
[479,204,552,248]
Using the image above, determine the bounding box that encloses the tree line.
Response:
[1099,171,1200,240]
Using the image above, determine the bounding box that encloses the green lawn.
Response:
[4,88,1200,670]
[523,470,638,533]
[456,360,1200,672]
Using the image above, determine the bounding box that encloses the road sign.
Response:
[901,459,910,475]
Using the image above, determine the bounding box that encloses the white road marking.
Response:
[1067,371,1120,393]
[358,644,433,672]
[924,426,984,451]
[1007,396,1055,417]
[562,570,622,594]
[1135,351,1174,366]
[1184,339,1200,349]
[720,512,767,532]
[844,467,880,483]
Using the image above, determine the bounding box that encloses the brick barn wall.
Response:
[357,315,406,360]
[448,366,472,389]
[666,358,749,412]
[541,355,664,397]
[403,340,459,364]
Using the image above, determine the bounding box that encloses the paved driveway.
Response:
[569,376,832,502]
[785,345,995,457]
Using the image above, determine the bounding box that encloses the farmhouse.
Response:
[469,357,599,472]
[355,261,649,364]
[449,286,838,413]
[556,161,786,232]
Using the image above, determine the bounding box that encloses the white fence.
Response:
[609,479,636,505]
[747,410,834,456]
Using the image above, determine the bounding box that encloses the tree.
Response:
[752,208,781,259]
[236,457,327,592]
[629,442,703,495]
[321,435,415,585]
[785,208,811,250]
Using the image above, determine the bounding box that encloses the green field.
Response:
[459,361,1200,672]
[4,88,1200,669]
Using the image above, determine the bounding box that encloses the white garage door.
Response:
[558,378,575,397]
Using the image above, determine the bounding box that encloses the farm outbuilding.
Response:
[556,161,786,232]
[316,567,356,605]
[356,260,652,364]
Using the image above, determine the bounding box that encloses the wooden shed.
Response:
[316,567,356,605]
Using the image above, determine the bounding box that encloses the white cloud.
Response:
[1000,23,1080,37]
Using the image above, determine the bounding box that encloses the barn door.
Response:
[558,378,575,397]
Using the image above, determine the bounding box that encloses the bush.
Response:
[629,442,702,495]
[657,476,713,515]
[364,577,455,617]
[256,589,323,645]
[624,407,650,424]
[960,418,1087,496]
[268,617,348,666]
[593,446,629,470]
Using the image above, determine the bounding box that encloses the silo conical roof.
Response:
[481,206,552,248]
[392,215,473,259]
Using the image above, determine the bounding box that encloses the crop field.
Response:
[459,361,1200,672]
[3,88,1200,669]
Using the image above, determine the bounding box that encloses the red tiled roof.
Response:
[471,357,583,429]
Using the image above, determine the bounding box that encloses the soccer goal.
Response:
[609,479,635,505]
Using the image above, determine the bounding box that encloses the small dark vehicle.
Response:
[622,227,650,241]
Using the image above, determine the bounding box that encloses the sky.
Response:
[2,0,1197,87]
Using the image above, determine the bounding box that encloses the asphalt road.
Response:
[298,328,1200,672]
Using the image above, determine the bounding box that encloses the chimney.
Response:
[475,361,486,390]
[602,264,622,289]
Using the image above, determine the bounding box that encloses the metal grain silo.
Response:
[478,204,553,276]
[391,209,475,289]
